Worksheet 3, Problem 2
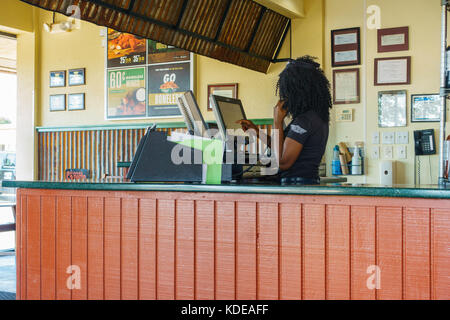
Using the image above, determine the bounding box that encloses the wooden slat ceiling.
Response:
[21,0,291,73]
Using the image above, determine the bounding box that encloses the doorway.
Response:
[0,32,17,299]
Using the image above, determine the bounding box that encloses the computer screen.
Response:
[210,95,247,141]
[177,90,209,137]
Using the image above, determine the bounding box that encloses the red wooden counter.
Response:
[4,180,450,300]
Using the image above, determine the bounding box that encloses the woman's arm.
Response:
[273,101,304,171]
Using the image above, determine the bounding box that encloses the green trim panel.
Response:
[3,180,450,199]
[35,119,274,133]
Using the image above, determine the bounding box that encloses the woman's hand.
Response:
[273,100,287,126]
[236,119,258,133]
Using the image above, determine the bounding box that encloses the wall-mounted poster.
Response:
[107,29,146,68]
[147,62,191,117]
[148,40,190,64]
[107,68,146,119]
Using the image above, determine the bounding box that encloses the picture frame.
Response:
[68,68,86,86]
[375,56,411,86]
[49,94,66,112]
[411,94,441,123]
[331,27,360,67]
[68,93,86,111]
[49,70,66,88]
[378,90,407,128]
[333,68,360,105]
[377,26,409,53]
[207,83,239,111]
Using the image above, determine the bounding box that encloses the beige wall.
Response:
[0,1,38,180]
[37,1,323,126]
[324,0,445,185]
[4,0,447,184]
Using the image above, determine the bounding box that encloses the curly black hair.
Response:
[276,56,332,123]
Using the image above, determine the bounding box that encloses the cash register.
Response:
[126,91,275,183]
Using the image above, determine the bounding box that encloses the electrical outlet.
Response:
[372,132,380,144]
[382,132,395,144]
[101,38,107,48]
[383,145,393,159]
[397,145,407,159]
[371,146,380,160]
[396,131,409,144]
[100,28,107,37]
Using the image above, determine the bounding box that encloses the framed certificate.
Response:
[378,27,409,53]
[68,93,86,111]
[375,57,411,86]
[68,68,86,86]
[331,27,360,67]
[411,94,441,122]
[49,70,66,88]
[378,90,407,128]
[207,83,238,111]
[49,94,66,112]
[333,69,360,104]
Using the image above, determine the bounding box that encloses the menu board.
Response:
[107,68,146,118]
[148,40,190,64]
[105,30,193,120]
[148,62,191,117]
[107,29,146,68]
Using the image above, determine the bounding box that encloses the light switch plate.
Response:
[371,146,380,160]
[382,132,395,145]
[383,145,394,159]
[372,132,380,144]
[396,131,409,144]
[397,145,407,159]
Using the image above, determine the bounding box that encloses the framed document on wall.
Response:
[378,27,409,53]
[375,56,411,86]
[49,94,66,112]
[331,27,360,67]
[49,71,66,88]
[411,94,441,122]
[378,90,407,128]
[68,93,86,111]
[68,68,86,86]
[207,83,238,111]
[333,69,360,105]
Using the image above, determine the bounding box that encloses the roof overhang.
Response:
[20,0,291,73]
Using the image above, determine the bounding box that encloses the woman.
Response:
[238,56,332,184]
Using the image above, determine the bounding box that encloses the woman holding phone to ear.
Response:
[238,56,332,185]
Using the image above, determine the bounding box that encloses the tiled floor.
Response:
[0,255,16,294]
[0,206,16,299]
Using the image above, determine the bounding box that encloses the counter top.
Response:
[3,179,450,199]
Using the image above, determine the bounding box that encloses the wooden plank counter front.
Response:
[6,181,450,300]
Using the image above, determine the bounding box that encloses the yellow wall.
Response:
[324,0,446,185]
[0,0,34,34]
[0,0,38,179]
[4,0,448,184]
[37,0,323,126]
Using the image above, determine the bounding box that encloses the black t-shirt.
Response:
[281,110,329,179]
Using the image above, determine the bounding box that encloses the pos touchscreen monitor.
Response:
[177,90,209,138]
[209,95,248,142]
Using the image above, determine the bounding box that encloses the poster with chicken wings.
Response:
[107,29,146,68]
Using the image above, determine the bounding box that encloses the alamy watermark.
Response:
[169,127,280,175]
[366,265,381,290]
